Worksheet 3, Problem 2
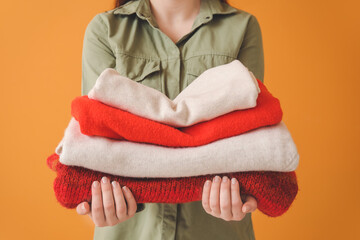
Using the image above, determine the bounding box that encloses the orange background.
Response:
[1,0,359,239]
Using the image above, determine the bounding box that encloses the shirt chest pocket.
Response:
[184,54,237,87]
[114,52,162,92]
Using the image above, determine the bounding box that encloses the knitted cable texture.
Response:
[47,153,298,217]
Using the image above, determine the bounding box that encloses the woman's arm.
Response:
[78,14,140,225]
[201,13,264,221]
[81,14,116,96]
[237,14,265,83]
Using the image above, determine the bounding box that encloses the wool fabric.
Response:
[72,78,281,147]
[88,60,260,127]
[55,118,299,178]
[47,153,298,217]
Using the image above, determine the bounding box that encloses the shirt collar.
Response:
[113,0,238,22]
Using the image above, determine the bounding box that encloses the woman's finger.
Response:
[100,177,118,226]
[242,195,258,213]
[76,202,90,215]
[219,176,232,221]
[230,178,245,220]
[122,186,137,217]
[91,181,106,227]
[201,180,212,213]
[112,181,127,220]
[209,176,221,216]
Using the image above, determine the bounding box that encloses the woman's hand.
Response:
[76,176,137,227]
[202,176,257,221]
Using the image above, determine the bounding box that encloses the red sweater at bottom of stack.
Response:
[47,153,298,217]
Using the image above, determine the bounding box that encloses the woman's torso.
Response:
[82,0,264,239]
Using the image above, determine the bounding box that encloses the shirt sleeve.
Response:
[81,14,116,96]
[80,13,145,213]
[237,14,265,83]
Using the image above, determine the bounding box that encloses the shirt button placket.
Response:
[166,46,181,100]
[174,47,181,98]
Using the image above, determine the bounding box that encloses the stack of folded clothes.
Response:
[47,60,299,217]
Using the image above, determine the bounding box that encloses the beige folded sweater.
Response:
[88,60,260,127]
[55,118,299,178]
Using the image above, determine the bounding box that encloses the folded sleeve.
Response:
[237,14,265,83]
[81,14,116,96]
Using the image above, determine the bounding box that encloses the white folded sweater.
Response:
[88,60,260,127]
[55,118,299,178]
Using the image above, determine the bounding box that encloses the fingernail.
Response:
[81,203,86,210]
[231,178,236,185]
[243,206,248,213]
[102,177,108,184]
[112,181,117,188]
[222,176,228,183]
[122,186,128,192]
[214,176,220,183]
[93,181,99,188]
[205,180,211,186]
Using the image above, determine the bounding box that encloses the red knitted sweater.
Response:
[47,153,298,217]
[72,79,282,147]
[49,78,298,217]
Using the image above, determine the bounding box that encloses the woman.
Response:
[76,0,264,239]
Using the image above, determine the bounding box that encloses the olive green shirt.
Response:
[81,0,264,239]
